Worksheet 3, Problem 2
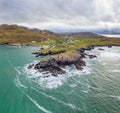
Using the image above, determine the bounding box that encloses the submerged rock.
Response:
[88,54,97,59]
[98,48,104,51]
[32,52,40,57]
[28,64,34,69]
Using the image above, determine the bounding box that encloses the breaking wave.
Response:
[22,59,91,89]
[22,46,120,89]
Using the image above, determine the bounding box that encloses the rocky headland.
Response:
[29,47,98,77]
[29,44,120,77]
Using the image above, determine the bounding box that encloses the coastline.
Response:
[0,25,120,76]
[27,44,120,77]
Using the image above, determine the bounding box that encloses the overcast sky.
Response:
[0,0,120,32]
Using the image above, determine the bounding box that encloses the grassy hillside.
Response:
[0,24,64,45]
[0,24,120,56]
[39,36,120,55]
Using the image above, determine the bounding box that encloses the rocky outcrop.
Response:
[28,51,87,76]
[74,60,86,70]
[34,59,66,76]
[28,64,34,69]
[107,44,112,48]
[79,45,94,53]
[88,54,97,59]
[28,49,98,77]
[0,42,9,45]
[98,48,104,51]
[32,52,40,57]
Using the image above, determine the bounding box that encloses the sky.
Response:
[0,0,120,32]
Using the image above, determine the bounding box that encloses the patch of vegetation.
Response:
[39,37,120,56]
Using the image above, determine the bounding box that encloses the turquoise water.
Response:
[0,46,120,113]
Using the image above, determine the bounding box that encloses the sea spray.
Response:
[22,58,91,89]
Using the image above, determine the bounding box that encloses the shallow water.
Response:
[0,46,120,113]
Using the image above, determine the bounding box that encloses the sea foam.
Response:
[100,51,120,61]
[23,60,91,89]
[25,93,53,113]
[23,46,120,89]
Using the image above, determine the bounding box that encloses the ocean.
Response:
[0,45,120,113]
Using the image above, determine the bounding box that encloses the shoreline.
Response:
[27,44,120,77]
[1,43,120,77]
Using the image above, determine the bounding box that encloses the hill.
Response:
[0,24,59,45]
[61,32,104,38]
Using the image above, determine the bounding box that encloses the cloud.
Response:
[0,0,120,31]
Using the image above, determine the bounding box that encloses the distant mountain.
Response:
[61,32,104,38]
[98,30,120,34]
[92,28,120,34]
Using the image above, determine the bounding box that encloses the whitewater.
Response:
[0,45,120,113]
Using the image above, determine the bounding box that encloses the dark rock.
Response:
[0,42,9,45]
[32,52,39,55]
[38,69,46,73]
[43,75,50,78]
[85,46,94,51]
[85,47,92,51]
[32,52,41,57]
[88,54,97,59]
[35,54,40,57]
[28,64,34,69]
[51,74,58,77]
[98,48,104,51]
[90,45,94,49]
[81,53,86,58]
[43,72,49,74]
[107,44,112,48]
[79,48,85,53]
[74,60,86,70]
[34,59,66,76]
[49,65,65,74]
